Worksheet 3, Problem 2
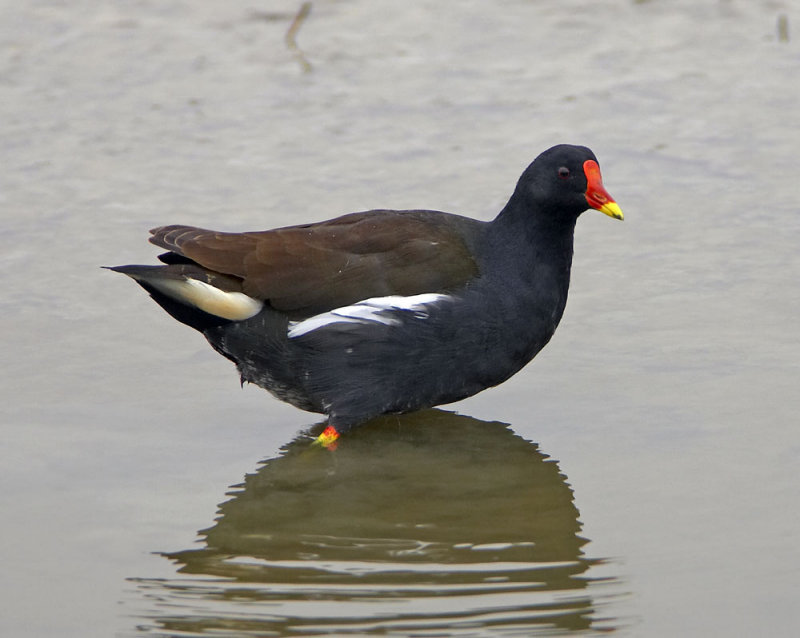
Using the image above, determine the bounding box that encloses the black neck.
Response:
[488,193,578,274]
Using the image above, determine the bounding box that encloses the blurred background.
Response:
[1,1,798,636]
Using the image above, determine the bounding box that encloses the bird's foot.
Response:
[312,425,340,449]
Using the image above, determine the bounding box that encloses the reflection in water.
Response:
[132,410,618,635]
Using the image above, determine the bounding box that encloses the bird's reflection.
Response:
[135,410,616,636]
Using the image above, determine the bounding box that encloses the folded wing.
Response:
[149,210,480,315]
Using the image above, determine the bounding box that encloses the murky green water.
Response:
[2,1,798,636]
[134,413,610,635]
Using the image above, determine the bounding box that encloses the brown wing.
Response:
[149,210,480,314]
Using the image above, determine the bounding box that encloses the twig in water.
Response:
[286,2,313,72]
[777,14,789,43]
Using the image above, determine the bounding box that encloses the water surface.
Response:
[2,1,798,636]
[134,412,614,635]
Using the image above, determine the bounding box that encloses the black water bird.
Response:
[109,144,623,444]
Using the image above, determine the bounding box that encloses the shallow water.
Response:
[2,1,799,636]
[134,413,608,635]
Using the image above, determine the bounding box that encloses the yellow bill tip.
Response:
[597,200,624,220]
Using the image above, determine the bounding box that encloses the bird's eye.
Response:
[558,167,570,179]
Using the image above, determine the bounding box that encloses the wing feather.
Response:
[149,210,480,314]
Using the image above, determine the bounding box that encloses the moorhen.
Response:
[109,144,623,444]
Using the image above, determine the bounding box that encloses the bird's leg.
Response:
[312,425,340,449]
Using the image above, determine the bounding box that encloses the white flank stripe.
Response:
[150,278,264,321]
[287,293,449,339]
